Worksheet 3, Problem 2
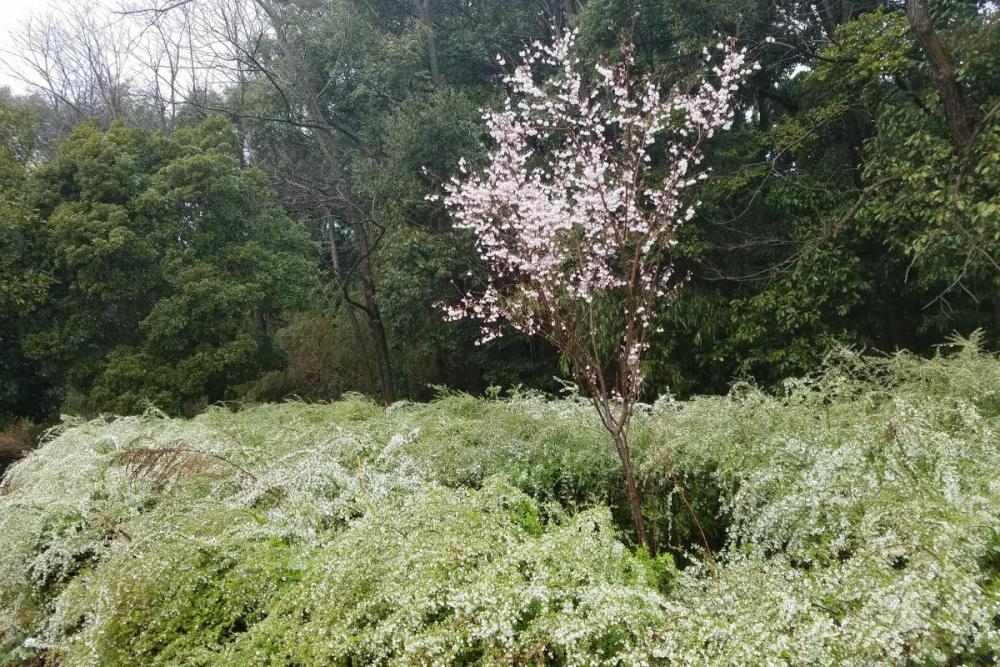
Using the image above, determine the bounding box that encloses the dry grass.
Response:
[0,421,37,471]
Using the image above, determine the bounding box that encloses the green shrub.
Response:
[244,310,380,403]
[1,337,998,665]
[640,336,1000,663]
[220,480,666,666]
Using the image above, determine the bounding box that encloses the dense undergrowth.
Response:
[1,335,998,666]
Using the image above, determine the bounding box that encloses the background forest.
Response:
[2,1,1000,665]
[1,0,998,426]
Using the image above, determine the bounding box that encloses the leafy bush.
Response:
[219,480,666,666]
[245,310,380,403]
[14,117,317,417]
[640,335,1000,663]
[1,337,998,665]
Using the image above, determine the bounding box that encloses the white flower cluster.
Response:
[640,338,1000,664]
[0,339,997,665]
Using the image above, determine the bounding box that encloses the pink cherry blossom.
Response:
[435,29,752,549]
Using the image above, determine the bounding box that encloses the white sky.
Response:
[0,0,118,94]
[0,0,58,92]
[0,0,235,102]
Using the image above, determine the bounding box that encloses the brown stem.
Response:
[608,423,650,551]
[667,467,717,571]
[350,215,397,405]
[326,218,377,391]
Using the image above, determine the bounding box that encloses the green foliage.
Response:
[16,117,317,416]
[52,524,302,667]
[1,341,998,665]
[0,93,57,424]
[600,1,1000,395]
[4,0,999,413]
[220,481,663,666]
[245,310,378,402]
[641,335,1000,663]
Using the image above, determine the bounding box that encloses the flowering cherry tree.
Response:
[436,30,754,549]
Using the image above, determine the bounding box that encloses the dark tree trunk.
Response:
[306,96,397,405]
[563,0,576,27]
[905,0,972,151]
[419,0,441,86]
[326,219,378,393]
[350,216,397,404]
[843,110,870,186]
[612,428,650,551]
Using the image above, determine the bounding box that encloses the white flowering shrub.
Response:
[0,336,997,665]
[384,391,625,503]
[217,479,668,667]
[640,335,1000,664]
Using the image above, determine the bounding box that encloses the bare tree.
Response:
[0,1,206,139]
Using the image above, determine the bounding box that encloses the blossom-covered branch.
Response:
[437,28,754,548]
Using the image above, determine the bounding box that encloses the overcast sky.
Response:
[0,0,119,93]
[0,0,54,92]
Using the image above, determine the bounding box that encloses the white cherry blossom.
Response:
[437,29,752,548]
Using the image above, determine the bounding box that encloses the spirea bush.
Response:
[0,336,998,665]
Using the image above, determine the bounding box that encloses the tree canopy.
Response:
[0,0,997,420]
[3,113,315,417]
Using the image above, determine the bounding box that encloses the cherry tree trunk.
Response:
[612,429,650,551]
